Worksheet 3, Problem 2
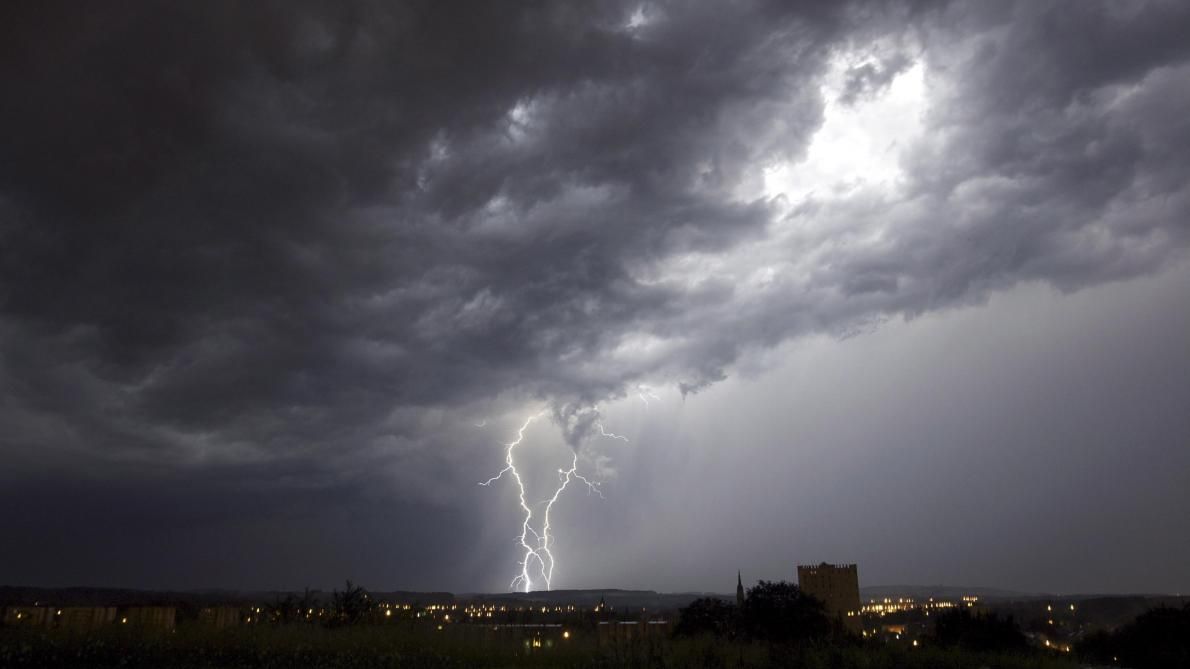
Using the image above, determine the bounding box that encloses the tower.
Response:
[797,562,861,632]
[736,570,745,607]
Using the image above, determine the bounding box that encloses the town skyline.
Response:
[1,1,1188,598]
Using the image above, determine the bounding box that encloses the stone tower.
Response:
[736,570,745,607]
[797,562,861,632]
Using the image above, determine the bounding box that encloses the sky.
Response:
[1,1,1188,596]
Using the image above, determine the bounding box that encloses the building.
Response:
[123,606,176,631]
[199,606,244,628]
[596,619,671,644]
[57,607,118,632]
[3,606,54,628]
[736,571,745,607]
[797,562,861,632]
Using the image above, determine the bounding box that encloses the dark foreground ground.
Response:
[0,625,1079,669]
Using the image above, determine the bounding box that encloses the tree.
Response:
[1077,605,1190,669]
[740,580,830,644]
[674,597,739,638]
[330,580,373,626]
[270,587,319,624]
[931,609,1028,653]
[269,593,299,623]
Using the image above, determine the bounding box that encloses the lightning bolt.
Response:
[596,422,629,442]
[637,385,661,406]
[478,411,546,593]
[478,410,606,592]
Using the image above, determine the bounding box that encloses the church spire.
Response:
[736,570,745,607]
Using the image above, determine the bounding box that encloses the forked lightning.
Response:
[479,410,617,592]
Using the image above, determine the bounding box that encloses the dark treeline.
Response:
[675,580,1032,652]
[932,608,1029,653]
[667,584,1058,668]
[1077,604,1190,669]
[675,583,1189,669]
[674,581,838,643]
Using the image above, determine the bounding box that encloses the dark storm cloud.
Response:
[1,0,1189,589]
[0,0,852,471]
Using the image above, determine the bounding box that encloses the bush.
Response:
[674,597,738,638]
[931,609,1028,653]
[740,580,831,644]
[1077,604,1190,668]
[329,580,374,626]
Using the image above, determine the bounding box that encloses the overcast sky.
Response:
[2,1,1188,596]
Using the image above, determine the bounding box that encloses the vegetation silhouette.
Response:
[740,580,832,643]
[676,580,833,645]
[930,608,1028,653]
[329,580,373,627]
[673,597,739,638]
[269,587,318,624]
[1077,604,1190,668]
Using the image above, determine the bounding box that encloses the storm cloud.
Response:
[1,1,1188,592]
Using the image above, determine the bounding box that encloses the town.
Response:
[3,563,1186,666]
